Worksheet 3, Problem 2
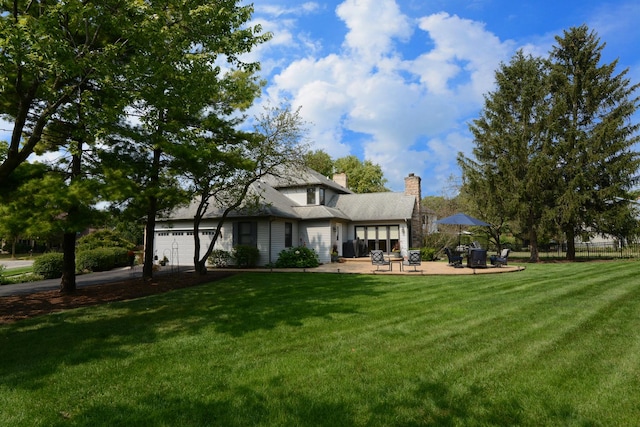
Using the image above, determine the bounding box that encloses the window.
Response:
[285,222,293,247]
[319,188,325,205]
[234,221,257,247]
[307,187,316,204]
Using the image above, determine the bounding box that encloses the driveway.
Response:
[0,264,192,297]
[1,259,34,270]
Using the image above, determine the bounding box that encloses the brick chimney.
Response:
[333,172,348,189]
[404,173,423,248]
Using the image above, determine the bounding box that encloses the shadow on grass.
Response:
[0,273,387,391]
[48,386,361,427]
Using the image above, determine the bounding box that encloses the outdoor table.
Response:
[386,256,404,271]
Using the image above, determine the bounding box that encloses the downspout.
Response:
[268,217,275,265]
[405,218,410,250]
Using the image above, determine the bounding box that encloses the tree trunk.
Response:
[60,232,77,294]
[142,208,157,280]
[143,147,162,280]
[565,227,576,261]
[528,227,540,263]
[60,141,82,294]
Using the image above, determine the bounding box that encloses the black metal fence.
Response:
[531,242,640,260]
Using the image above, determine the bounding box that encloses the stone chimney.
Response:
[333,172,348,189]
[404,173,423,248]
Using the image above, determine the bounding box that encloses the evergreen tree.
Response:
[548,25,640,260]
[461,51,553,261]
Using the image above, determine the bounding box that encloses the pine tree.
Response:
[460,51,553,262]
[548,25,640,260]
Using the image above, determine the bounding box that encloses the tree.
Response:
[460,51,554,261]
[334,155,388,193]
[304,150,334,177]
[180,104,309,275]
[98,1,270,280]
[0,0,132,183]
[0,161,48,257]
[547,26,640,260]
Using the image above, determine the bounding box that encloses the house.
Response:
[153,168,425,266]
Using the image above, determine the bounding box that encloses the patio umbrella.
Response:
[436,213,490,248]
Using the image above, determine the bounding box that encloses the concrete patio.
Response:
[259,257,526,276]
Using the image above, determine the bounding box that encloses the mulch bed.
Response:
[0,271,236,325]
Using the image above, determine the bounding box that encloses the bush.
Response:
[76,247,129,272]
[275,246,320,268]
[33,252,64,279]
[208,250,232,268]
[77,229,136,251]
[420,247,438,261]
[232,245,260,268]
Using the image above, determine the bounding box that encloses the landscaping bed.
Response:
[0,271,235,324]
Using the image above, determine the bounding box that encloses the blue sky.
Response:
[247,0,640,194]
[2,0,639,195]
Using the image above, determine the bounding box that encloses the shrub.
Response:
[208,250,232,268]
[420,247,438,261]
[275,246,320,268]
[76,247,129,272]
[232,245,260,268]
[33,252,64,279]
[77,229,136,251]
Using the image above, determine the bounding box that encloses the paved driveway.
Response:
[0,264,191,297]
[1,259,34,270]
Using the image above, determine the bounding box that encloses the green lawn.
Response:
[2,261,640,426]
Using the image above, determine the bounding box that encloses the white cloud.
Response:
[336,0,412,63]
[256,2,321,18]
[255,1,520,191]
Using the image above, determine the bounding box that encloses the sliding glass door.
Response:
[355,225,399,253]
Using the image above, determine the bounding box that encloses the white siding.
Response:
[154,220,232,267]
[300,220,333,263]
[278,187,307,205]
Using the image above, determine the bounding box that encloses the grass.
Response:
[2,261,640,426]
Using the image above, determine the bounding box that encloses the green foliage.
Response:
[32,253,64,279]
[304,149,334,176]
[232,245,261,268]
[208,250,232,268]
[419,247,438,261]
[461,26,640,262]
[77,229,136,251]
[301,149,389,193]
[334,155,388,193]
[275,246,320,268]
[76,247,129,273]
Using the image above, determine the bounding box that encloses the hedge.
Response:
[32,252,64,279]
[76,247,130,272]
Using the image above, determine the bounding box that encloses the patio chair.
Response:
[403,250,422,272]
[444,247,463,266]
[370,250,391,271]
[490,249,510,267]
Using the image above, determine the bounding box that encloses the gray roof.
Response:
[292,205,351,220]
[161,181,300,221]
[162,170,415,223]
[327,192,416,221]
[262,166,353,194]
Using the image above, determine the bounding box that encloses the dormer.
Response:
[307,186,326,205]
